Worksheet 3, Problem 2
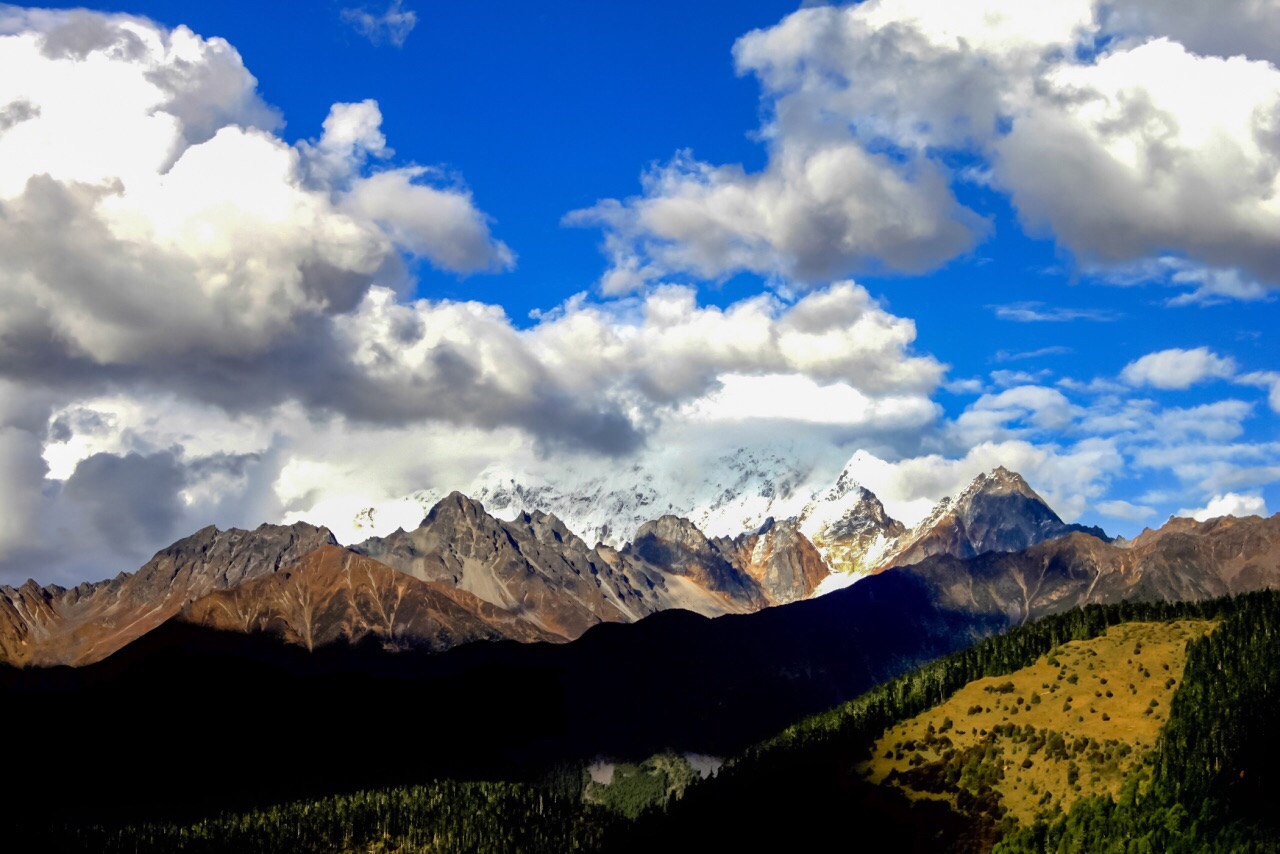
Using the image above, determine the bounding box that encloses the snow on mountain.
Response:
[798,464,906,578]
[336,452,1109,605]
[351,441,849,549]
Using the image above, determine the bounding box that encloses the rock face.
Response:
[180,546,556,651]
[0,466,1164,668]
[0,522,337,666]
[882,467,1105,572]
[628,516,768,609]
[799,470,907,577]
[901,513,1280,626]
[713,518,830,605]
[353,493,755,639]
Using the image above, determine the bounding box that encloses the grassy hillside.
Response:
[861,620,1214,825]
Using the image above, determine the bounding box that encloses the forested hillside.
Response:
[612,593,1280,852]
[19,593,1280,853]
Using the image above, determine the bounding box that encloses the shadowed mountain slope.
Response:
[8,513,1274,823]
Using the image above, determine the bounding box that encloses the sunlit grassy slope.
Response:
[860,620,1216,824]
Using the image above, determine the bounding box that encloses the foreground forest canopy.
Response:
[21,592,1280,853]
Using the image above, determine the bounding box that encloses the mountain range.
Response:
[2,463,1278,825]
[1,465,1272,670]
[0,465,1107,666]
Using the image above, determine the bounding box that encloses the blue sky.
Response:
[0,1,1277,583]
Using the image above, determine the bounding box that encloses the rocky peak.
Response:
[881,468,1107,571]
[0,520,339,667]
[799,478,906,577]
[714,518,829,605]
[515,509,586,552]
[356,496,740,638]
[423,491,490,527]
[955,467,1043,506]
[633,515,717,558]
[628,516,766,607]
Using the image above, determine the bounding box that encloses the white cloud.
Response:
[945,377,987,395]
[334,279,945,430]
[1091,257,1274,305]
[576,0,1280,294]
[677,373,939,429]
[0,11,511,372]
[341,1,418,48]
[1121,347,1238,389]
[950,385,1082,446]
[343,168,516,273]
[1104,0,1280,65]
[998,39,1280,283]
[990,369,1053,388]
[569,145,983,293]
[1236,371,1280,414]
[1164,265,1272,306]
[1178,492,1270,522]
[990,302,1119,322]
[993,347,1075,362]
[1096,499,1157,522]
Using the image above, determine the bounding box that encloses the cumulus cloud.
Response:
[0,13,526,404]
[1,5,1276,584]
[950,386,1083,446]
[1178,492,1270,521]
[341,1,418,47]
[1121,347,1238,389]
[569,145,984,293]
[999,39,1280,283]
[0,12,512,375]
[576,0,1280,293]
[1104,0,1280,65]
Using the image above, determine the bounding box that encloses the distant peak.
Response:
[428,491,490,519]
[962,467,1039,501]
[985,465,1025,484]
[634,514,711,545]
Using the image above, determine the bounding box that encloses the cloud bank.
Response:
[575,0,1280,299]
[0,5,1274,586]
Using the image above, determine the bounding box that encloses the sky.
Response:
[0,0,1277,586]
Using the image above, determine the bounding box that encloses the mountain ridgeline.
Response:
[0,466,1133,667]
[2,462,1280,852]
[2,479,1278,830]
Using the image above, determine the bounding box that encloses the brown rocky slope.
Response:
[0,522,337,666]
[179,546,557,651]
